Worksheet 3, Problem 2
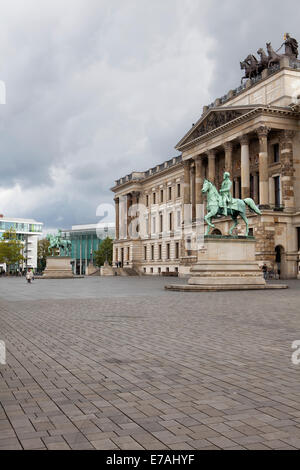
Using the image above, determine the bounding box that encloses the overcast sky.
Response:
[0,0,299,232]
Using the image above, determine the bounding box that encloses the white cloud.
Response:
[0,0,299,230]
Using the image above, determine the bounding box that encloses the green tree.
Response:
[37,238,50,272]
[94,237,113,267]
[0,229,25,273]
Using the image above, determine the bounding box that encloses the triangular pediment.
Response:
[176,106,261,150]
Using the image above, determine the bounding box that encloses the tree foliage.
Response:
[37,238,50,272]
[0,229,25,270]
[94,237,113,267]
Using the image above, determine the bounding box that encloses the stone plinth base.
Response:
[165,284,288,292]
[43,257,74,279]
[166,236,287,292]
[100,262,114,276]
[86,263,99,276]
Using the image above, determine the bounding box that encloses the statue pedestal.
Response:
[100,261,114,277]
[43,257,74,279]
[188,236,265,289]
[166,236,288,292]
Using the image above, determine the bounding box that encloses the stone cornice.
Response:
[176,106,300,152]
[111,160,183,192]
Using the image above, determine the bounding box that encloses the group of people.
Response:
[0,268,35,282]
[262,263,281,280]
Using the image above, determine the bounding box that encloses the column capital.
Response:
[239,134,250,145]
[182,159,191,168]
[194,154,204,163]
[256,126,271,138]
[207,149,217,158]
[223,141,233,152]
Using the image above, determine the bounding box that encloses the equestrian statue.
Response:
[202,173,262,237]
[47,230,72,256]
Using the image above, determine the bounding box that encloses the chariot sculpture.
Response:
[240,33,299,83]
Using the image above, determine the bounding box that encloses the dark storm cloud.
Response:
[0,0,299,231]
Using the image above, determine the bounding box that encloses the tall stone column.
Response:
[183,160,191,205]
[115,198,120,240]
[224,142,233,180]
[195,156,204,207]
[240,135,250,199]
[256,126,270,207]
[207,150,216,184]
[191,165,196,221]
[253,172,259,204]
[126,194,131,238]
[234,178,240,199]
[279,130,295,212]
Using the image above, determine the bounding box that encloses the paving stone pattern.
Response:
[1,277,300,450]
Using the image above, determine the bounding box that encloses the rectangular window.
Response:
[127,247,130,260]
[146,195,149,207]
[250,174,254,200]
[144,246,147,260]
[158,244,162,260]
[160,214,163,233]
[274,176,281,208]
[177,184,181,198]
[273,143,280,163]
[151,245,154,260]
[177,210,181,228]
[167,243,170,260]
[169,212,173,231]
[152,216,156,234]
[168,186,172,200]
[145,216,149,235]
[175,242,179,259]
[153,193,156,204]
[160,189,164,203]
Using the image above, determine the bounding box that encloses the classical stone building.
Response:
[112,53,300,279]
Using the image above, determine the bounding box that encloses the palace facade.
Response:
[112,54,300,279]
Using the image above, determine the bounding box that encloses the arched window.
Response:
[212,229,222,236]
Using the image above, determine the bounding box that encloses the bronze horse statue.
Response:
[257,48,269,73]
[266,42,284,67]
[240,54,259,82]
[202,179,262,237]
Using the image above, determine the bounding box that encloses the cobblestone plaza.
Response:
[1,277,300,450]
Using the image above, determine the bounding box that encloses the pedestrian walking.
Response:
[262,263,268,281]
[26,269,33,284]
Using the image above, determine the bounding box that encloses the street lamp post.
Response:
[104,226,108,263]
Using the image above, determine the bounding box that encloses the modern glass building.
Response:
[61,223,115,275]
[0,216,43,272]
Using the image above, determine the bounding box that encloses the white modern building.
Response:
[0,216,43,272]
